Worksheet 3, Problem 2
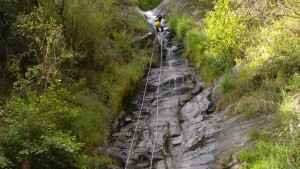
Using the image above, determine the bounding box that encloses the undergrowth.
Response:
[167,0,300,168]
[0,0,152,168]
[130,0,161,10]
[238,75,300,168]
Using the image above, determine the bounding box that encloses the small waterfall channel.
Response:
[105,6,264,169]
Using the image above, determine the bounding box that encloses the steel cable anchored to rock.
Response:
[107,6,264,169]
[150,34,163,169]
[125,33,158,169]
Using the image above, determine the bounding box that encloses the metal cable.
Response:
[149,34,163,169]
[125,33,157,169]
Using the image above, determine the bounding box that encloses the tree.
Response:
[0,83,87,168]
[9,6,76,93]
[204,0,246,73]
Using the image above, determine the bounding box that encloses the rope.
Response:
[149,34,163,169]
[125,33,157,169]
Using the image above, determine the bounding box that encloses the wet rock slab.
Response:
[105,8,266,169]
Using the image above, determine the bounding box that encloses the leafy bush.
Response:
[183,27,221,82]
[167,0,300,168]
[217,12,300,112]
[238,75,300,168]
[0,83,87,168]
[232,88,279,118]
[125,7,150,35]
[204,0,247,75]
[8,6,77,92]
[0,149,11,168]
[185,29,206,56]
[69,79,110,152]
[130,0,161,10]
[169,14,193,40]
[0,0,151,168]
[97,54,150,113]
[169,0,247,81]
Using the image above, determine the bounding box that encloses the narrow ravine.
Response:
[105,5,265,169]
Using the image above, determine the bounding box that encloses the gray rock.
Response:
[105,4,268,169]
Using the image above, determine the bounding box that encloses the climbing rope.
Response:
[125,33,157,169]
[149,34,163,169]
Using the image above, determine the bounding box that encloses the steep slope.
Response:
[105,2,270,168]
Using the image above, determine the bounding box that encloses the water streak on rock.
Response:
[105,5,265,169]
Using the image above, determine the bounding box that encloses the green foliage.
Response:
[69,79,110,152]
[60,0,124,64]
[220,75,234,91]
[212,2,300,167]
[9,6,77,92]
[167,0,300,168]
[0,83,87,168]
[169,14,193,40]
[217,10,300,114]
[95,54,150,113]
[279,74,300,128]
[130,0,161,10]
[0,148,11,168]
[1,1,151,168]
[184,28,217,81]
[239,125,300,168]
[125,7,150,35]
[249,130,269,141]
[228,85,279,118]
[198,0,214,3]
[169,0,246,81]
[98,154,115,166]
[204,0,247,76]
[108,31,134,63]
[186,28,206,54]
[88,154,115,169]
[236,34,300,167]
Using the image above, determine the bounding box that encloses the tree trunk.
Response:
[0,34,7,66]
[21,160,31,169]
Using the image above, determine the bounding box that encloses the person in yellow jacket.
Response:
[154,15,164,33]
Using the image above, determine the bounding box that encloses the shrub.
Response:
[1,0,152,168]
[130,0,161,10]
[0,83,87,168]
[237,75,300,168]
[69,79,110,152]
[204,0,247,75]
[169,14,192,40]
[185,28,206,57]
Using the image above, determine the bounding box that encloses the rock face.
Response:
[105,5,265,169]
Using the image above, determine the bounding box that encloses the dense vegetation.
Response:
[169,0,300,168]
[130,0,161,10]
[0,0,152,168]
[2,0,300,168]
